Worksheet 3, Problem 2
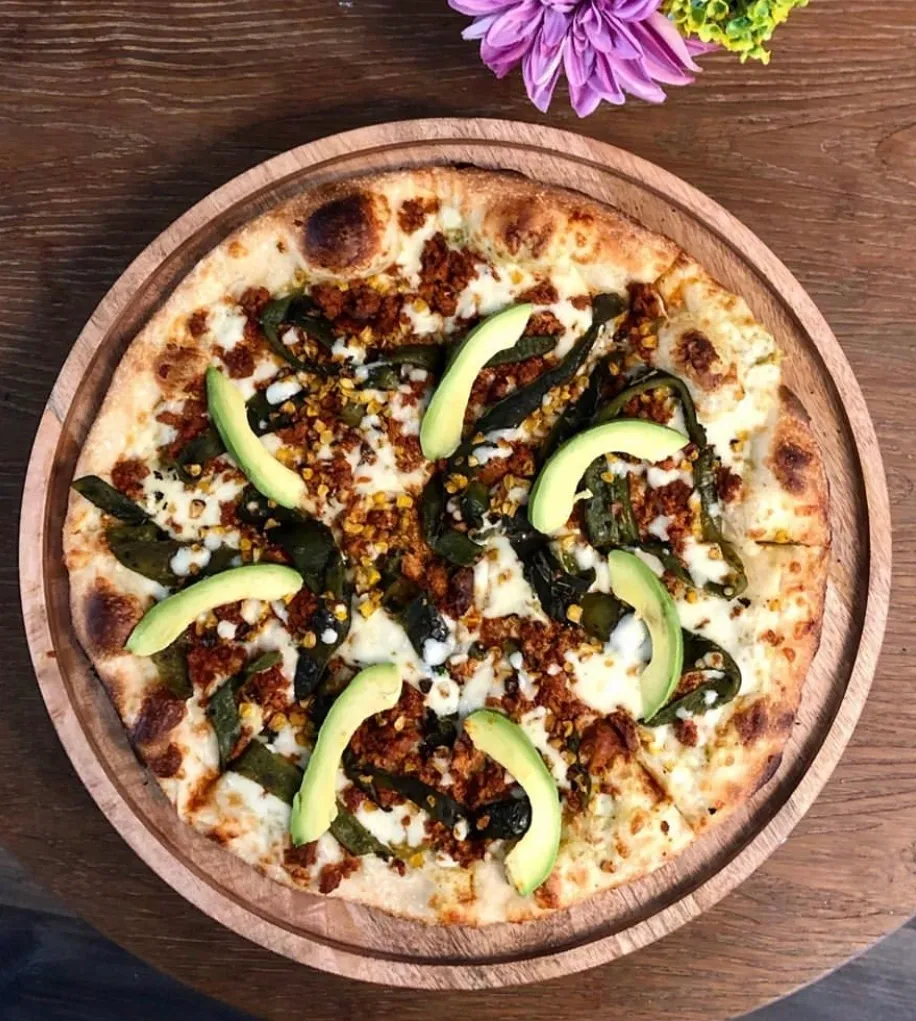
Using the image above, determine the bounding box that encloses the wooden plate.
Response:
[19,119,890,990]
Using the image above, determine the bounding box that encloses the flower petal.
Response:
[563,31,595,87]
[613,57,667,103]
[593,52,626,104]
[462,13,498,40]
[644,11,703,72]
[485,0,542,47]
[611,0,662,22]
[525,53,564,112]
[569,80,604,117]
[449,0,517,15]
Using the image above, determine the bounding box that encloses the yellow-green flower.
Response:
[662,0,807,62]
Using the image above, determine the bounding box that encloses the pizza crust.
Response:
[638,543,828,829]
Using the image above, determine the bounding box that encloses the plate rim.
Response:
[18,117,892,989]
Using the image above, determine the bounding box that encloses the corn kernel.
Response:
[333,604,348,621]
[566,604,583,624]
[396,494,414,509]
[686,589,698,604]
[271,712,289,731]
[302,631,317,649]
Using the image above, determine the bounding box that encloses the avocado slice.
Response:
[290,663,402,845]
[608,549,684,720]
[126,563,303,657]
[528,419,687,534]
[463,709,561,896]
[419,304,533,460]
[206,366,307,510]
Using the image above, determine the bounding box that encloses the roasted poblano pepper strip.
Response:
[595,370,747,597]
[271,517,342,595]
[694,446,748,597]
[372,343,447,373]
[595,370,705,445]
[459,479,490,530]
[106,524,182,586]
[245,387,308,437]
[329,804,394,860]
[72,476,150,525]
[470,794,532,841]
[643,631,741,726]
[360,364,401,390]
[339,400,365,428]
[348,760,466,829]
[483,333,556,367]
[197,545,237,580]
[172,426,225,482]
[420,476,483,566]
[207,674,246,768]
[245,649,282,676]
[539,354,618,465]
[470,292,622,437]
[505,517,594,624]
[579,592,624,643]
[260,292,337,375]
[581,463,639,549]
[230,741,303,804]
[151,638,191,699]
[639,541,693,587]
[400,593,450,663]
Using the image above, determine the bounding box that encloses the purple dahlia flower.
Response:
[449,0,709,115]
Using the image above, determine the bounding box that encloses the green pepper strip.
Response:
[595,371,747,597]
[72,476,150,525]
[329,805,394,860]
[230,746,393,859]
[230,742,303,804]
[643,631,742,726]
[260,292,337,376]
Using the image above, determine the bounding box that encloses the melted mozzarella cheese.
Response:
[458,656,498,716]
[169,544,212,577]
[340,606,428,683]
[519,707,570,789]
[681,538,731,587]
[352,417,427,496]
[266,377,302,405]
[208,302,247,350]
[565,613,649,718]
[473,535,543,620]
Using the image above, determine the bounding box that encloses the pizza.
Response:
[63,167,829,925]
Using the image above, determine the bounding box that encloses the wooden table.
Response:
[2,0,914,1017]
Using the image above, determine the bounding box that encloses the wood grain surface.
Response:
[2,0,914,1017]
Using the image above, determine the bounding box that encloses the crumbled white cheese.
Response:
[169,545,211,578]
[216,620,237,641]
[265,377,302,405]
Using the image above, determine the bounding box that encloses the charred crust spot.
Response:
[303,193,380,271]
[147,742,182,778]
[154,341,208,398]
[132,687,186,746]
[772,440,814,495]
[86,579,142,656]
[497,201,553,258]
[733,701,769,746]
